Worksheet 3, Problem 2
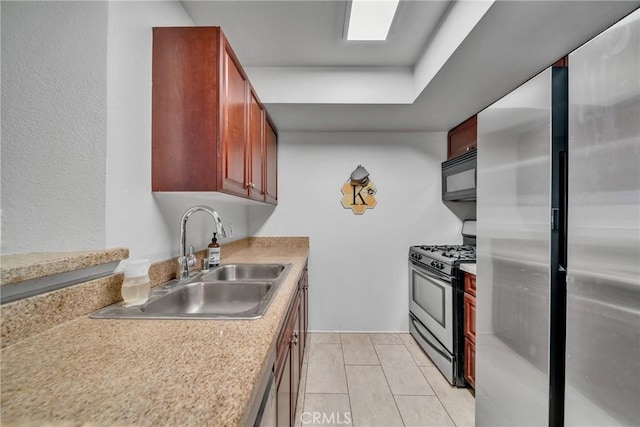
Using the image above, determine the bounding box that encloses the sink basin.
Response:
[89,263,291,320]
[141,281,273,318]
[202,263,286,281]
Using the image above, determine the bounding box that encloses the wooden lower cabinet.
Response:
[276,344,292,427]
[276,265,309,427]
[463,293,476,342]
[300,266,308,359]
[463,272,477,389]
[464,338,476,388]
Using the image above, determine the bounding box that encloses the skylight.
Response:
[346,0,400,41]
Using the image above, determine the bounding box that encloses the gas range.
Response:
[409,221,477,388]
[409,244,476,276]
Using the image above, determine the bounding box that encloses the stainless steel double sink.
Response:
[90,263,291,320]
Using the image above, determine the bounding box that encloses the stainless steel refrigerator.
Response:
[475,9,639,427]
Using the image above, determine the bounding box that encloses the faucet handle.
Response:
[219,226,228,239]
[187,246,196,268]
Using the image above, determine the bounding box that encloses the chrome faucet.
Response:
[177,206,227,281]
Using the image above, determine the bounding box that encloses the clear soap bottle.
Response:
[207,233,221,269]
[121,259,151,306]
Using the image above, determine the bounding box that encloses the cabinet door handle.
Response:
[291,332,298,344]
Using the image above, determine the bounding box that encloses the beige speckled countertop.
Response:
[0,248,129,285]
[460,263,476,275]
[1,243,309,427]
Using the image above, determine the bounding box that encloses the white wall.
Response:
[105,1,249,262]
[0,1,250,259]
[1,1,108,254]
[249,131,463,332]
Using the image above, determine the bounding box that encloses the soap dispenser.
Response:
[207,233,221,268]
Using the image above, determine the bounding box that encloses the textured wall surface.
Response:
[1,1,108,254]
[250,131,463,332]
[1,1,250,260]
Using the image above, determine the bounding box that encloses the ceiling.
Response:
[181,0,640,133]
[181,1,451,67]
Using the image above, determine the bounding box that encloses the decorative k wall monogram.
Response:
[341,165,377,215]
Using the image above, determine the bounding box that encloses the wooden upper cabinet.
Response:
[151,26,277,204]
[152,27,219,191]
[447,115,477,159]
[220,44,249,197]
[264,119,278,205]
[248,90,265,201]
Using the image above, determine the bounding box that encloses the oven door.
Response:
[409,261,453,351]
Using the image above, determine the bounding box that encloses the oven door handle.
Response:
[410,260,452,284]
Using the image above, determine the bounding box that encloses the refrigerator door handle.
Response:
[551,208,560,231]
[559,150,568,269]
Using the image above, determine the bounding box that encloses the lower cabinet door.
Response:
[290,298,301,423]
[464,337,476,388]
[276,271,308,427]
[276,347,291,427]
[303,268,309,354]
[463,292,476,341]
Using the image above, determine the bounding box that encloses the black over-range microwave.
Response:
[442,150,476,201]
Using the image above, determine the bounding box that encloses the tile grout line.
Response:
[399,334,456,427]
[371,334,408,427]
[405,339,426,367]
[417,364,458,426]
[340,334,355,427]
[310,333,465,427]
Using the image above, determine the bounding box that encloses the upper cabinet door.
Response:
[264,120,278,205]
[152,27,220,191]
[248,90,265,201]
[447,116,477,159]
[220,43,248,197]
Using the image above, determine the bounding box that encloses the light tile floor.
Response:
[295,333,474,427]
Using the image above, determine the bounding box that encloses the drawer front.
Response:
[464,273,476,297]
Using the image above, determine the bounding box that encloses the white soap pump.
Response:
[121,259,151,306]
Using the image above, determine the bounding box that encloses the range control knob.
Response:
[417,255,422,260]
[431,261,436,267]
[439,263,445,270]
